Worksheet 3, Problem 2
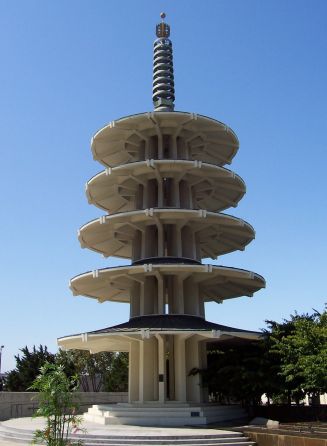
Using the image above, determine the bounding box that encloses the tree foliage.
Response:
[103,352,128,392]
[204,306,327,406]
[4,345,128,393]
[267,308,327,402]
[4,345,55,391]
[29,362,83,446]
[56,349,128,392]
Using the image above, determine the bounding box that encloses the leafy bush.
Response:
[29,362,84,446]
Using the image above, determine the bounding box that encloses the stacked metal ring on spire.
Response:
[152,38,175,111]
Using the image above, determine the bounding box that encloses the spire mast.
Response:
[152,13,175,111]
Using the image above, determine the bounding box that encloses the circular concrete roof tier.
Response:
[86,160,245,213]
[70,264,265,304]
[91,112,239,167]
[78,209,255,260]
[58,315,262,353]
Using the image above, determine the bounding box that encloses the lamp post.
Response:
[0,345,4,376]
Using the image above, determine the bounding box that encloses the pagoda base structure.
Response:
[84,402,248,426]
[59,315,261,425]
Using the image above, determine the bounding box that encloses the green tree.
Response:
[29,362,83,446]
[104,352,128,392]
[195,306,326,406]
[5,345,55,391]
[56,350,128,392]
[203,341,274,406]
[268,308,327,403]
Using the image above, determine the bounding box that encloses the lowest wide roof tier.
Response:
[58,314,262,353]
[91,112,239,167]
[70,264,265,304]
[78,209,255,260]
[86,160,245,214]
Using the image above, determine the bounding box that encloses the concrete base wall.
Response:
[243,429,327,446]
[0,392,128,421]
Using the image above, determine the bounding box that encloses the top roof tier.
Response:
[91,112,239,168]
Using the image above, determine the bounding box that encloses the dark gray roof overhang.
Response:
[87,314,261,335]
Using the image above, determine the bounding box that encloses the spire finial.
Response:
[156,13,170,38]
[153,13,175,111]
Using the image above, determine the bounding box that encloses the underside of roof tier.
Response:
[58,315,262,353]
[70,264,265,304]
[78,209,255,260]
[91,112,239,167]
[86,160,245,213]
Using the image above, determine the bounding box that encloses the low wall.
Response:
[243,428,327,446]
[0,392,128,421]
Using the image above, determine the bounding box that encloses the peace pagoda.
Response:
[58,14,265,426]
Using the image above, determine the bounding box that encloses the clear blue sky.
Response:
[0,0,326,372]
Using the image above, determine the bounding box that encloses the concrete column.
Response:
[199,296,205,317]
[183,277,200,316]
[130,282,140,318]
[188,183,194,208]
[157,179,163,206]
[139,282,145,316]
[185,336,207,403]
[168,335,175,400]
[177,137,188,159]
[157,221,164,257]
[173,179,180,207]
[179,180,190,208]
[147,179,157,207]
[157,274,164,314]
[128,341,140,402]
[132,230,142,262]
[176,224,182,257]
[168,276,184,314]
[174,335,187,402]
[139,337,158,402]
[181,226,194,259]
[191,229,197,259]
[149,135,158,159]
[172,135,177,159]
[158,134,163,159]
[136,184,143,210]
[200,341,208,402]
[176,277,184,314]
[144,140,150,159]
[145,225,157,258]
[156,334,166,402]
[195,233,202,260]
[143,181,149,208]
[144,276,157,315]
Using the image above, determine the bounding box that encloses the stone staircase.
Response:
[0,420,256,446]
[84,403,248,426]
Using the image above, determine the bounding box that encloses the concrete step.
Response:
[1,423,244,438]
[0,422,256,446]
[84,415,207,426]
[0,419,255,446]
[85,404,247,427]
[82,443,256,446]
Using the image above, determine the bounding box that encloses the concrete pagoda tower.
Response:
[58,14,265,426]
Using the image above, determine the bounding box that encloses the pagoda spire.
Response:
[152,12,175,111]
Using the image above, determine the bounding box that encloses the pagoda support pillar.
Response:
[128,341,140,403]
[186,336,207,403]
[139,337,158,402]
[174,335,187,402]
[156,334,166,402]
